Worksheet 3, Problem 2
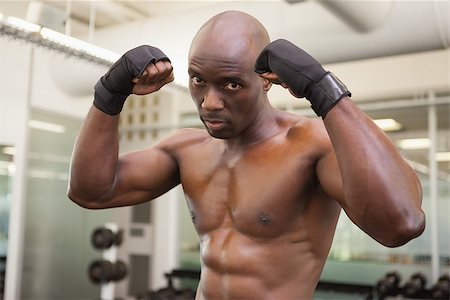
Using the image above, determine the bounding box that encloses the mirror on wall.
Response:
[0,144,14,297]
[19,110,114,300]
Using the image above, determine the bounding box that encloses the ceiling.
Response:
[1,0,449,64]
[0,1,224,33]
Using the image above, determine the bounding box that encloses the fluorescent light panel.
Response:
[1,14,119,65]
[2,146,15,156]
[374,118,402,131]
[397,139,450,161]
[397,138,430,150]
[436,152,450,162]
[40,27,120,62]
[29,120,66,133]
[6,16,40,32]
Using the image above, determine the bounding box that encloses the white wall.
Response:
[268,48,450,109]
[329,49,450,102]
[30,50,106,118]
[0,39,105,147]
[0,40,31,146]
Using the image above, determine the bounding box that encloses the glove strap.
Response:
[93,80,128,116]
[309,72,351,118]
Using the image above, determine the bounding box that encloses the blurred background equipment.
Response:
[88,259,127,284]
[136,269,199,300]
[402,272,428,299]
[375,271,401,299]
[430,274,449,300]
[89,223,127,300]
[374,271,450,300]
[91,226,123,250]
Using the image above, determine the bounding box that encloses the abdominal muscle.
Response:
[195,228,325,300]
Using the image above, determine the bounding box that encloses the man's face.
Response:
[188,42,266,139]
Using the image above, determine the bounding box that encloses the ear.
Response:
[262,77,272,92]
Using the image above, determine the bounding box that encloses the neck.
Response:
[224,101,280,151]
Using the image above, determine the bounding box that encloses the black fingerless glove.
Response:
[94,45,170,115]
[254,39,351,118]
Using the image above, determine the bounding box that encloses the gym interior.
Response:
[0,1,449,299]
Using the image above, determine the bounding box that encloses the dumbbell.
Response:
[402,272,427,298]
[376,271,401,298]
[111,260,127,281]
[88,259,127,284]
[91,227,123,250]
[431,274,449,299]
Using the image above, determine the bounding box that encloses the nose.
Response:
[201,87,224,111]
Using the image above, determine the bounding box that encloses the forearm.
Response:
[67,45,174,209]
[324,98,425,246]
[68,106,120,203]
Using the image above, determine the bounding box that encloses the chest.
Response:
[178,142,318,238]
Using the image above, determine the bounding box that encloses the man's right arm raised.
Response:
[67,45,178,209]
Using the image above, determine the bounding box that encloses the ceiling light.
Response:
[6,16,41,32]
[29,120,66,133]
[0,14,119,66]
[2,146,15,156]
[28,169,69,181]
[1,14,186,91]
[40,27,120,62]
[373,118,402,131]
[397,138,430,150]
[436,152,450,162]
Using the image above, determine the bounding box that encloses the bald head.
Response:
[189,11,270,68]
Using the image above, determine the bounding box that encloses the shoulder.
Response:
[155,127,212,153]
[279,111,332,155]
[280,111,329,141]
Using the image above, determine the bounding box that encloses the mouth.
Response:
[202,117,229,131]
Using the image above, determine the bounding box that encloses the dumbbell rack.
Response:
[375,271,450,299]
[99,223,119,300]
[89,223,127,300]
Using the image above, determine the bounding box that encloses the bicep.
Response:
[316,148,345,206]
[105,147,180,208]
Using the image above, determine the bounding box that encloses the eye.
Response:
[225,81,241,91]
[191,76,204,86]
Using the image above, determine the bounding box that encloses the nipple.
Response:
[190,211,197,224]
[258,213,271,225]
